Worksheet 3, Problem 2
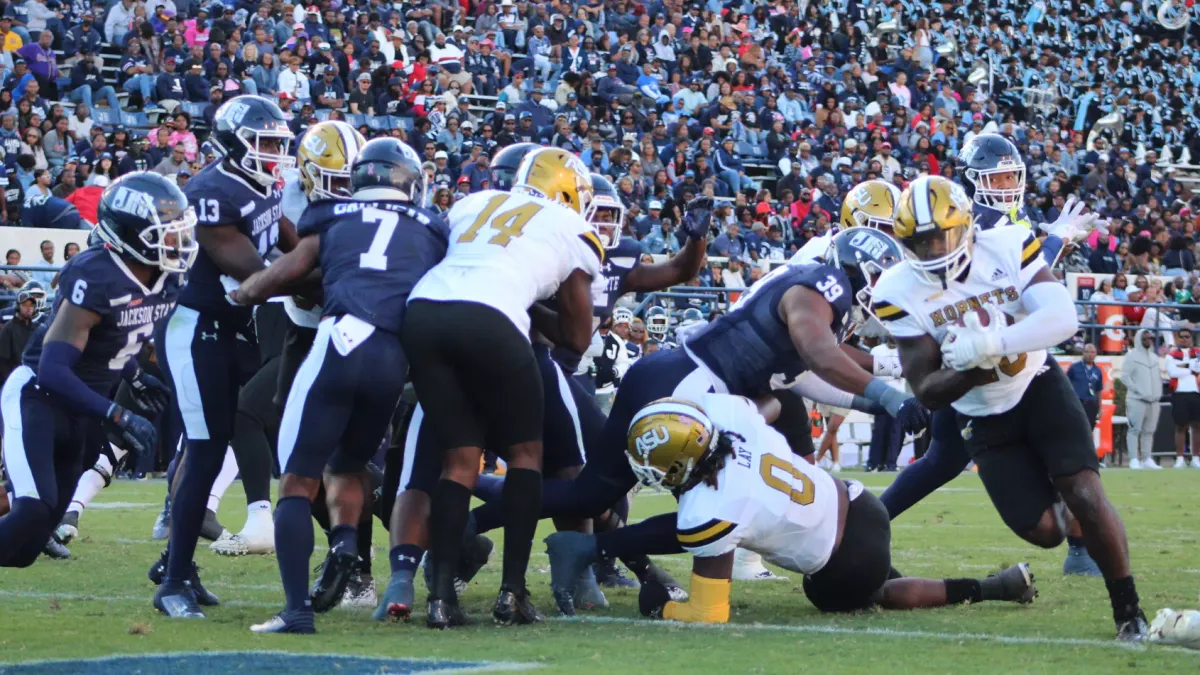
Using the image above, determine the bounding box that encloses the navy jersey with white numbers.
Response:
[592,237,644,319]
[22,245,180,398]
[297,199,449,334]
[178,162,284,317]
[685,262,853,398]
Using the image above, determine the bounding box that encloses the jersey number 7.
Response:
[458,194,543,247]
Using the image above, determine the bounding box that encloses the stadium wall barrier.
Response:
[2,227,91,266]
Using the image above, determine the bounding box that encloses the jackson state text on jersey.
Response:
[296,199,449,334]
[178,162,285,316]
[22,246,180,398]
[591,237,643,317]
[870,226,1047,417]
[684,263,853,398]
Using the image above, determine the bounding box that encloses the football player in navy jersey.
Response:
[152,95,298,618]
[540,228,932,606]
[231,137,445,634]
[0,172,195,571]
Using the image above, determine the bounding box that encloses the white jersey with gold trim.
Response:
[870,226,1048,417]
[275,168,324,328]
[675,393,841,575]
[410,189,604,337]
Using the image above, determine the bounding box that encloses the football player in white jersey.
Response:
[788,179,901,267]
[628,395,1036,622]
[870,176,1147,641]
[405,147,604,628]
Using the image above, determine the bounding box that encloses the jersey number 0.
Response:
[458,194,543,247]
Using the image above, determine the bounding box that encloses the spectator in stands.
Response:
[120,40,156,106]
[0,16,22,52]
[155,54,185,108]
[118,136,151,175]
[1089,230,1121,274]
[62,10,101,62]
[27,238,55,285]
[17,29,56,100]
[277,56,310,102]
[165,111,198,161]
[51,158,76,198]
[153,142,188,176]
[41,116,69,172]
[105,0,138,46]
[69,49,122,111]
[0,282,39,382]
[19,126,45,171]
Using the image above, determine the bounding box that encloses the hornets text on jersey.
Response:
[870,226,1047,416]
[684,263,854,398]
[409,188,604,338]
[675,393,841,574]
[22,245,180,398]
[296,199,449,334]
[178,162,285,317]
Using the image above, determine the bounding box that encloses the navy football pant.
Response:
[0,366,91,567]
[879,408,969,519]
[278,318,407,480]
[157,305,258,585]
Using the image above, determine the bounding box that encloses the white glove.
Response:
[1040,195,1104,244]
[940,306,1005,371]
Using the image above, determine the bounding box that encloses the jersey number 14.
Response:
[457,194,543,247]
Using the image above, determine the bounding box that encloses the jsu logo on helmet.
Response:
[849,230,889,258]
[634,425,671,455]
[110,187,155,220]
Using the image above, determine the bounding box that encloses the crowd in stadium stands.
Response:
[0,1,1197,305]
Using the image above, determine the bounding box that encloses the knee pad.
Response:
[770,389,814,458]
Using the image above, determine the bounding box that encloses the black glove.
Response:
[894,397,931,436]
[105,404,158,458]
[681,196,714,241]
[638,577,671,618]
[128,368,170,416]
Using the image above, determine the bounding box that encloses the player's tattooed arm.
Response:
[231,235,321,305]
[624,236,708,293]
[898,334,995,410]
[198,224,270,282]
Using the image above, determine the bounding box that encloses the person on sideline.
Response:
[1121,330,1163,469]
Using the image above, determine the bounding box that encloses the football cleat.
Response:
[309,543,360,613]
[372,574,415,622]
[594,557,639,588]
[573,566,609,611]
[545,531,599,616]
[211,508,276,555]
[56,511,80,544]
[151,502,170,540]
[1149,608,1200,648]
[148,549,167,585]
[1062,545,1102,577]
[426,598,471,630]
[147,549,219,606]
[43,534,70,560]
[199,509,230,542]
[982,562,1037,604]
[341,569,377,608]
[493,586,543,625]
[732,549,788,581]
[1117,609,1150,642]
[154,585,205,619]
[250,609,316,634]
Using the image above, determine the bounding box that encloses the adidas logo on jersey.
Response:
[990,268,1008,282]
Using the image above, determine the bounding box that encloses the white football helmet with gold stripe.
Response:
[297,120,368,201]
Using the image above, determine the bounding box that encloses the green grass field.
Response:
[2,469,1200,674]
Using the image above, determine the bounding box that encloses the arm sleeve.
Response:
[786,371,884,413]
[991,280,1079,357]
[38,341,115,419]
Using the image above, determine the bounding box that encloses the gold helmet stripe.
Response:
[676,519,736,547]
[1020,234,1042,268]
[579,231,606,263]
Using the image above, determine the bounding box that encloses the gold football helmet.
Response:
[297,120,367,200]
[841,180,902,233]
[512,147,594,216]
[893,175,974,284]
[626,398,717,490]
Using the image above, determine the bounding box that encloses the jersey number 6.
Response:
[759,454,816,506]
[458,194,543,247]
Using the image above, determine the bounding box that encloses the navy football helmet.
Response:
[350,137,426,204]
[956,133,1025,211]
[16,280,48,320]
[587,173,626,248]
[490,142,542,191]
[828,226,903,316]
[209,95,296,187]
[96,172,198,273]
